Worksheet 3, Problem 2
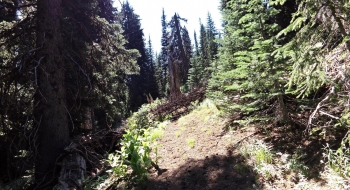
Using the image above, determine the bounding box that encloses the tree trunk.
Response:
[34,0,70,187]
[173,13,188,84]
[81,107,93,132]
[169,59,182,101]
[274,81,289,122]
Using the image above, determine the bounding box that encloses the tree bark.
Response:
[169,59,182,101]
[274,81,289,122]
[34,0,70,187]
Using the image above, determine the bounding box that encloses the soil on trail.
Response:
[146,104,258,190]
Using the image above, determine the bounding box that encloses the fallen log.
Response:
[53,128,125,190]
[151,88,206,119]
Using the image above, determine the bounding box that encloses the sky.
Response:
[114,0,222,54]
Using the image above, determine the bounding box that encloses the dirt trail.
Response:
[146,105,258,190]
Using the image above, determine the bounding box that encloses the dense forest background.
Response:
[1,0,350,189]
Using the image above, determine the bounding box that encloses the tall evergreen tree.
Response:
[188,29,204,89]
[276,0,350,175]
[120,1,152,111]
[206,12,218,61]
[181,25,192,86]
[195,16,219,84]
[194,30,200,56]
[146,36,159,99]
[199,20,208,62]
[275,0,350,132]
[154,52,168,97]
[0,0,39,181]
[34,0,70,183]
[167,13,188,99]
[187,31,204,90]
[207,0,289,122]
[0,0,139,186]
[159,8,169,97]
[187,56,204,90]
[61,0,135,130]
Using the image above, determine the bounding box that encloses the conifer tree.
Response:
[208,0,289,122]
[181,26,192,86]
[146,36,159,99]
[206,12,218,61]
[196,16,219,84]
[159,8,169,97]
[167,13,188,99]
[194,30,200,56]
[120,1,151,111]
[272,1,350,175]
[0,0,139,185]
[187,30,204,89]
[155,54,169,98]
[61,0,137,129]
[187,55,204,90]
[199,20,208,63]
[276,0,349,98]
[275,0,350,134]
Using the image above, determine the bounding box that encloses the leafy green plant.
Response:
[106,98,169,186]
[107,153,127,177]
[239,139,273,164]
[126,98,166,131]
[324,141,350,177]
[118,129,152,183]
[254,163,277,181]
[187,138,195,148]
[175,131,181,137]
[289,152,309,176]
[152,143,162,166]
[238,139,276,180]
[84,175,109,190]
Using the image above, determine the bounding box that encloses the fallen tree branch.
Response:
[151,88,206,119]
[306,86,335,133]
[319,110,340,119]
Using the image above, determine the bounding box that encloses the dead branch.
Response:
[151,88,206,119]
[319,110,340,119]
[306,86,335,133]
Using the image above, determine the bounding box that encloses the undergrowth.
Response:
[236,130,349,189]
[238,138,310,184]
[93,99,168,189]
[323,132,350,179]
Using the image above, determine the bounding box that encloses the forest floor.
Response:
[142,100,349,190]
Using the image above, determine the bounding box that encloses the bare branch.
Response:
[64,106,75,131]
[319,110,340,119]
[34,56,45,85]
[306,86,335,133]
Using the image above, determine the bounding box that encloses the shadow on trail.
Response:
[264,124,347,181]
[145,149,258,190]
